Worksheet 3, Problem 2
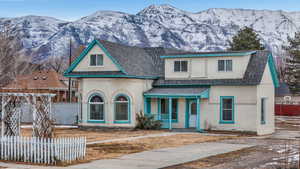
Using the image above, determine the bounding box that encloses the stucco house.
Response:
[64,39,279,135]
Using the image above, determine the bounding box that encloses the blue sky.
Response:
[0,0,299,21]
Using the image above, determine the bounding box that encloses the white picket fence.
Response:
[0,136,86,165]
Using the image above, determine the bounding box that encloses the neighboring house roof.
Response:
[2,70,68,90]
[64,39,279,87]
[275,82,292,97]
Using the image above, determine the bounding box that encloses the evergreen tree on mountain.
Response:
[229,27,265,51]
[283,31,300,94]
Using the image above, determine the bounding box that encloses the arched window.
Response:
[89,94,104,121]
[114,95,130,122]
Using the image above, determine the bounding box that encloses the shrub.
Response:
[135,111,161,130]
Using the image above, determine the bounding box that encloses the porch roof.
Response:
[144,87,209,98]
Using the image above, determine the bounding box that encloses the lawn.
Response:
[21,128,166,142]
[84,133,238,162]
[20,127,238,165]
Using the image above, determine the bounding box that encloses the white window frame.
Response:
[218,59,232,72]
[89,54,104,67]
[174,60,188,72]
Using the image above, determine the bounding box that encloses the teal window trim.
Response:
[113,94,131,124]
[160,51,256,59]
[87,120,105,123]
[147,98,151,114]
[158,98,178,123]
[64,39,127,75]
[261,97,267,125]
[268,53,280,88]
[87,93,105,123]
[219,96,235,124]
[144,97,151,114]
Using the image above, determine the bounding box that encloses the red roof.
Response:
[3,70,68,90]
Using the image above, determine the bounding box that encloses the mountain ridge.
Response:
[0,4,299,62]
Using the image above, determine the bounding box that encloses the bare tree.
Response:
[45,56,68,73]
[0,25,22,87]
[45,44,85,73]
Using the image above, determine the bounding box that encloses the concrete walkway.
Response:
[0,142,254,169]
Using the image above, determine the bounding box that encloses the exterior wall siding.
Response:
[256,62,275,135]
[79,78,153,127]
[164,55,251,80]
[74,45,120,72]
[201,86,258,133]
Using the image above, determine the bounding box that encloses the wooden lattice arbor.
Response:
[0,93,55,138]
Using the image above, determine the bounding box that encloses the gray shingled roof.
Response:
[144,87,209,96]
[153,51,270,86]
[98,40,183,77]
[69,40,271,86]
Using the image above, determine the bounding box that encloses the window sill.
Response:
[114,120,131,124]
[261,121,266,125]
[87,120,105,123]
[219,120,235,124]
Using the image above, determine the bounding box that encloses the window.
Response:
[174,61,188,72]
[261,98,266,124]
[90,54,103,66]
[160,99,178,121]
[89,94,104,121]
[115,95,130,122]
[220,96,234,123]
[218,60,232,71]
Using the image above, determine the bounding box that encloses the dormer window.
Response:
[174,60,188,72]
[218,60,232,72]
[90,54,103,66]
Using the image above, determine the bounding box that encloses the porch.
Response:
[143,87,209,131]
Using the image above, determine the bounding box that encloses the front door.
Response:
[189,101,197,128]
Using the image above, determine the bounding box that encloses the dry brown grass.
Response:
[21,128,165,142]
[20,128,238,166]
[84,133,238,162]
[163,147,259,169]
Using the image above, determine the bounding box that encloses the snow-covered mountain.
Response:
[1,4,300,62]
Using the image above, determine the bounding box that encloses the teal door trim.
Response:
[196,97,202,132]
[168,98,172,130]
[185,99,197,128]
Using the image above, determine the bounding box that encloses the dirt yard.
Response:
[164,116,300,169]
[84,134,238,162]
[21,128,165,142]
[19,127,238,166]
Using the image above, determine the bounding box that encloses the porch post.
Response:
[196,97,201,132]
[168,98,172,130]
[144,97,147,114]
